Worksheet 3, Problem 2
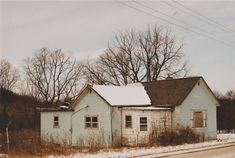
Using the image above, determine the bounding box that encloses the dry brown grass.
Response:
[0,130,114,157]
[0,127,205,157]
[0,130,77,157]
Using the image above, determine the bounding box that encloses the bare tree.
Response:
[0,59,19,90]
[214,90,235,100]
[0,59,19,130]
[225,90,235,100]
[24,48,83,106]
[213,90,223,99]
[84,26,189,85]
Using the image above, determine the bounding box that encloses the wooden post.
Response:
[6,127,9,153]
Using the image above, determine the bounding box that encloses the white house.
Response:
[40,77,220,146]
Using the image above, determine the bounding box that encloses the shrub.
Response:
[158,126,201,146]
[178,127,200,144]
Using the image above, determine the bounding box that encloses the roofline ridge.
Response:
[141,76,202,83]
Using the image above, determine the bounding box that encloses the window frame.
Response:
[125,115,132,128]
[191,110,207,128]
[85,115,99,129]
[139,117,148,131]
[53,116,59,128]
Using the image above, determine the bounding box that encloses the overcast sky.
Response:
[0,0,235,93]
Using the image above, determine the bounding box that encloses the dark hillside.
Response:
[0,88,42,131]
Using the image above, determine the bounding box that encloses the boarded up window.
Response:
[194,112,203,128]
[140,117,147,131]
[53,116,59,128]
[85,116,98,128]
[193,111,207,128]
[125,115,132,128]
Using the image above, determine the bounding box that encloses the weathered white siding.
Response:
[173,78,218,139]
[72,89,112,147]
[172,105,180,129]
[41,111,72,144]
[40,89,122,147]
[111,107,122,146]
[121,109,172,146]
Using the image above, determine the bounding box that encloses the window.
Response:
[53,116,59,128]
[125,115,132,128]
[85,116,98,128]
[191,111,207,128]
[140,117,147,131]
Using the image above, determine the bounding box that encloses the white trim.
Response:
[53,115,59,128]
[191,109,207,128]
[123,107,172,110]
[139,117,148,132]
[84,115,99,130]
[125,115,132,129]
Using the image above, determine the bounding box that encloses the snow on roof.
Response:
[92,85,151,106]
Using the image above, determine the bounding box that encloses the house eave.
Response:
[38,107,74,112]
[115,104,150,108]
[122,106,173,111]
[116,104,174,109]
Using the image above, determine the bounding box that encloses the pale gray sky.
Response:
[0,0,235,93]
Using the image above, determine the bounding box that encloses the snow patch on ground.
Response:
[0,154,8,158]
[217,133,235,140]
[48,134,235,158]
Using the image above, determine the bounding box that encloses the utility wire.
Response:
[162,0,235,38]
[172,0,235,34]
[115,0,235,48]
[133,0,235,46]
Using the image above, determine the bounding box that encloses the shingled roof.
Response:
[142,77,202,106]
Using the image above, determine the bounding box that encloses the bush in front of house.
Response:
[158,126,201,146]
